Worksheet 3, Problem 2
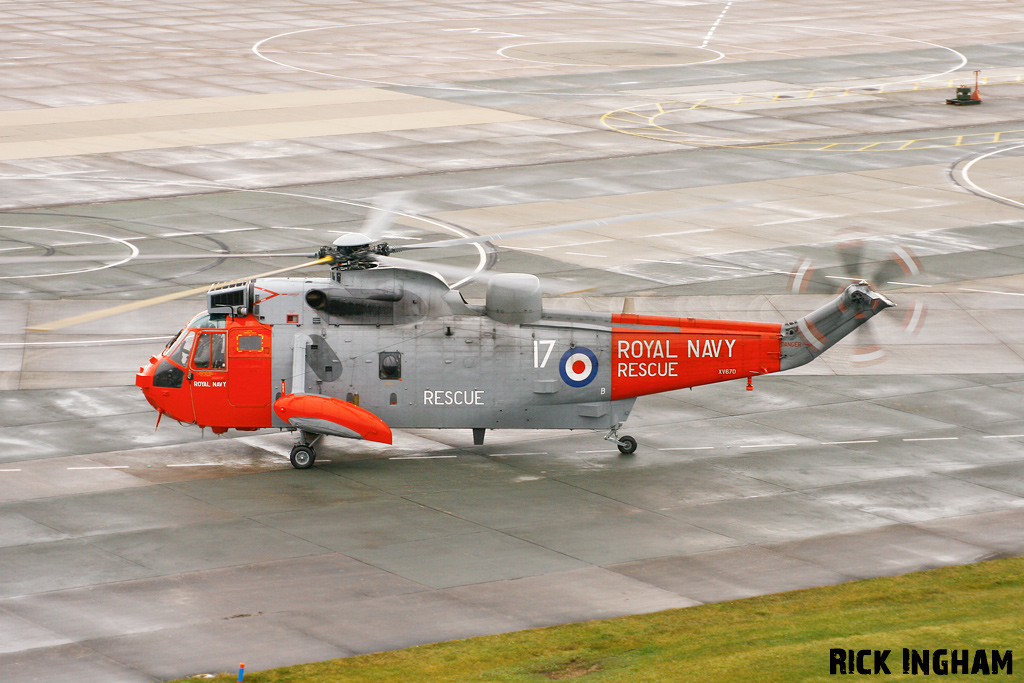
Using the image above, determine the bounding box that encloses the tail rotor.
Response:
[787,232,928,366]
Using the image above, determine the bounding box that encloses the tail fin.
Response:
[780,282,894,371]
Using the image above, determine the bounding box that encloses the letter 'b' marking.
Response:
[559,347,598,388]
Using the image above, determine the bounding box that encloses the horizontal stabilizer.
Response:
[273,394,392,444]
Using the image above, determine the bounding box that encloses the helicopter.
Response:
[28,203,896,469]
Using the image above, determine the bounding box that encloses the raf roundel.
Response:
[559,346,598,388]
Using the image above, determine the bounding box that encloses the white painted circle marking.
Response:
[497,41,724,67]
[0,226,139,280]
[253,19,967,99]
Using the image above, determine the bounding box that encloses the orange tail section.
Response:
[610,315,781,400]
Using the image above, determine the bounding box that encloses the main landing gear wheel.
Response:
[290,445,316,469]
[617,435,637,455]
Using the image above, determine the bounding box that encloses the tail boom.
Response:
[780,282,895,371]
[610,315,782,400]
[606,282,893,400]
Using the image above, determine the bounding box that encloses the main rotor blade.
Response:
[391,202,752,253]
[376,254,500,287]
[376,255,582,295]
[27,256,333,332]
[360,192,410,242]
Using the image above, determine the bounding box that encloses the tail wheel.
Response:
[617,435,637,455]
[290,445,316,469]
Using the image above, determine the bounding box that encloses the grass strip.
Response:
[171,556,1023,682]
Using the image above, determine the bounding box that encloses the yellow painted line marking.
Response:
[602,73,1024,152]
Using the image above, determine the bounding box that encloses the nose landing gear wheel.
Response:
[617,435,637,455]
[290,445,316,469]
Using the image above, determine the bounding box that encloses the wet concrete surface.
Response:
[2,0,1024,680]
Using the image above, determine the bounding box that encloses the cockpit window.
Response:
[192,332,226,370]
[187,312,227,329]
[153,359,185,389]
[164,328,184,352]
[167,331,194,367]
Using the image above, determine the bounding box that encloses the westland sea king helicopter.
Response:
[29,198,907,469]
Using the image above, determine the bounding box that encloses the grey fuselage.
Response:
[258,269,635,432]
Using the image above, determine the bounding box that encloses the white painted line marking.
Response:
[821,440,878,445]
[902,437,959,442]
[67,465,130,470]
[887,282,931,288]
[548,239,612,249]
[701,0,734,48]
[0,337,167,348]
[646,228,715,238]
[494,452,548,456]
[659,446,715,451]
[983,434,1024,439]
[389,455,457,460]
[739,444,797,448]
[0,468,22,472]
[576,449,618,453]
[565,252,607,257]
[167,463,220,467]
[635,258,681,264]
[958,288,1024,297]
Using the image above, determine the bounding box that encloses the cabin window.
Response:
[193,332,226,370]
[237,335,262,352]
[379,352,401,380]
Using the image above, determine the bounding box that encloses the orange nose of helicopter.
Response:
[136,354,195,425]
